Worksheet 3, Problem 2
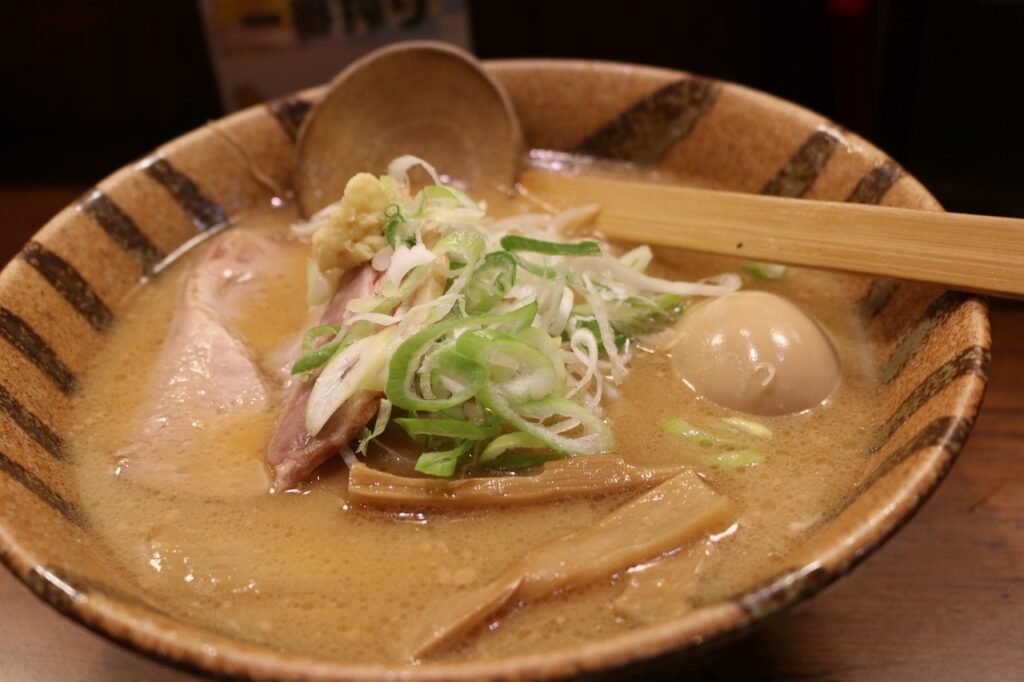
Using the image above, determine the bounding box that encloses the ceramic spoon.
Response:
[295,41,1024,298]
[294,41,522,217]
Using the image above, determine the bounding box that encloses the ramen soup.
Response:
[69,157,876,664]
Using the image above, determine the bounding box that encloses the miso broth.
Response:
[69,186,877,664]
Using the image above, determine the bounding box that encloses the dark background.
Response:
[1,0,1022,216]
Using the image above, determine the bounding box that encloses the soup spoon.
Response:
[295,41,1024,298]
[294,41,522,218]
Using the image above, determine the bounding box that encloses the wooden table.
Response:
[1,188,1021,681]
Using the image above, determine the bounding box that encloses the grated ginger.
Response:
[312,172,392,273]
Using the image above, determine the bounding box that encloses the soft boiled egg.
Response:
[669,291,840,416]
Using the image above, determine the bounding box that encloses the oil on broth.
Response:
[69,193,877,663]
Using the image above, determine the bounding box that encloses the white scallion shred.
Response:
[566,327,602,409]
[371,246,393,272]
[338,446,358,469]
[384,243,435,287]
[345,312,402,327]
[306,259,341,306]
[550,203,601,236]
[387,155,444,188]
[582,284,627,382]
[720,416,773,438]
[306,328,397,435]
[619,245,653,271]
[574,256,742,298]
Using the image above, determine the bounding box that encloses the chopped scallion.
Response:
[719,416,773,438]
[383,204,414,249]
[743,262,788,280]
[394,417,500,440]
[301,325,341,353]
[706,449,764,468]
[292,339,343,375]
[662,418,732,448]
[479,431,549,463]
[356,399,392,455]
[386,303,537,412]
[512,254,561,280]
[415,440,473,477]
[500,235,601,257]
[464,251,517,314]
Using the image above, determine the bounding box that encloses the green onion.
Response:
[565,294,682,353]
[386,302,537,411]
[291,319,379,376]
[350,265,430,316]
[427,346,484,402]
[663,418,732,447]
[619,245,653,271]
[565,315,627,353]
[454,329,558,404]
[383,204,414,249]
[394,417,500,440]
[719,416,773,438]
[431,184,480,209]
[292,339,343,375]
[404,188,427,218]
[422,185,458,202]
[464,251,517,314]
[433,230,485,271]
[418,185,485,224]
[743,262,788,280]
[663,418,765,468]
[606,294,684,335]
[306,327,397,435]
[415,440,473,477]
[429,230,486,320]
[706,449,764,468]
[479,431,548,463]
[512,254,561,280]
[476,390,614,456]
[356,399,392,455]
[500,235,601,257]
[306,259,341,306]
[353,232,477,319]
[515,326,567,386]
[301,325,340,353]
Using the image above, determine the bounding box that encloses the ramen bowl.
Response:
[0,58,989,680]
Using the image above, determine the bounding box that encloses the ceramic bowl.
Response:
[0,58,989,680]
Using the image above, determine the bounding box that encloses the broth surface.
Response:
[69,187,877,664]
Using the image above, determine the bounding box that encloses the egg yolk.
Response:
[669,291,840,416]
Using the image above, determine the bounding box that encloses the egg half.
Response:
[669,291,841,416]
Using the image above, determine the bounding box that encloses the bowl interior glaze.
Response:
[0,59,989,681]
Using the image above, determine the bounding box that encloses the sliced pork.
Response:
[116,229,296,496]
[266,264,381,490]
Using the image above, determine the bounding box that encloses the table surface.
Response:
[1,187,1021,681]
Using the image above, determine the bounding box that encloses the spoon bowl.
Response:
[294,41,523,217]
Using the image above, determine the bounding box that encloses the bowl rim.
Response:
[0,56,990,681]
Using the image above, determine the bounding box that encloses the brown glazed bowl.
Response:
[0,59,989,680]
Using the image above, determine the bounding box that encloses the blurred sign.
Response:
[198,0,472,111]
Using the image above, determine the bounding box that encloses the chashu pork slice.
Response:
[116,229,300,496]
[267,264,382,490]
